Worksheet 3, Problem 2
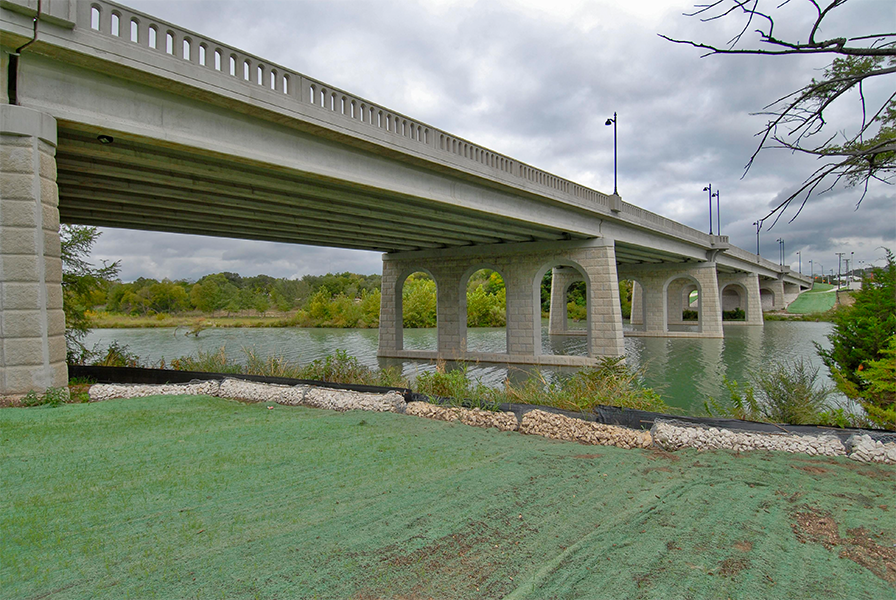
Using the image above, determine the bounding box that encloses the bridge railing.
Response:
[49,0,710,247]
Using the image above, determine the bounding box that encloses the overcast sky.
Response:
[92,0,895,281]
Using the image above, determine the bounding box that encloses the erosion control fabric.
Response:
[2,396,893,599]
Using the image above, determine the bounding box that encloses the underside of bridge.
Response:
[54,124,584,253]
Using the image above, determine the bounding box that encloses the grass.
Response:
[787,286,838,314]
[89,311,292,329]
[2,395,894,599]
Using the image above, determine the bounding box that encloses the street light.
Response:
[836,252,845,290]
[776,238,785,266]
[714,189,721,235]
[605,112,617,196]
[703,184,716,235]
[809,259,813,279]
[797,250,801,274]
[752,220,762,256]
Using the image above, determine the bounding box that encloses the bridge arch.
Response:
[535,259,592,357]
[759,286,776,311]
[460,264,508,354]
[395,268,438,352]
[663,273,703,332]
[720,282,748,319]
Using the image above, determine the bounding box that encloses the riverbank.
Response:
[88,311,296,329]
[2,394,893,599]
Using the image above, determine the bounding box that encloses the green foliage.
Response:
[855,335,896,429]
[619,279,633,319]
[402,272,437,328]
[722,308,746,321]
[169,347,243,374]
[466,272,506,327]
[706,359,834,425]
[298,349,405,387]
[682,309,699,321]
[704,377,761,422]
[91,341,140,368]
[21,387,68,407]
[60,225,119,361]
[817,250,896,427]
[498,357,671,414]
[415,364,499,411]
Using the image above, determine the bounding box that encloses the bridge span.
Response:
[0,0,811,395]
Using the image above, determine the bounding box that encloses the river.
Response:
[83,320,841,414]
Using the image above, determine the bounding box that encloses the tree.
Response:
[816,249,896,427]
[662,0,895,223]
[60,225,119,361]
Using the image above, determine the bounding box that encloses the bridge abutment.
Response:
[1,105,67,397]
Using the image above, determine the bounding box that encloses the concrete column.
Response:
[502,258,537,358]
[691,265,723,336]
[743,274,763,324]
[1,104,67,396]
[581,242,624,357]
[641,276,666,333]
[666,279,688,325]
[435,267,463,357]
[548,266,582,334]
[629,280,642,326]
[763,279,785,310]
[377,258,402,356]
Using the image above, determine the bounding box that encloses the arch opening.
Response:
[539,263,590,357]
[401,271,437,352]
[463,268,507,354]
[666,275,701,332]
[721,284,747,321]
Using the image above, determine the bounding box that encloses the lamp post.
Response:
[752,220,762,256]
[605,112,617,196]
[715,189,721,235]
[777,238,785,266]
[797,250,801,274]
[836,252,845,290]
[809,259,813,279]
[703,184,715,235]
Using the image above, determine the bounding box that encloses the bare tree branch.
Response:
[662,0,895,225]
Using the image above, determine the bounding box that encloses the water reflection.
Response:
[84,320,837,415]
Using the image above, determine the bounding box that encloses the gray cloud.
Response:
[94,0,894,280]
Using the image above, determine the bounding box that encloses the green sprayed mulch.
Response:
[787,287,837,314]
[2,395,893,599]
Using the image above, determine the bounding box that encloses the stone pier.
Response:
[1,105,67,396]
[378,239,624,365]
[619,262,724,338]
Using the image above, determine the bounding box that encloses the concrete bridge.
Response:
[0,0,812,395]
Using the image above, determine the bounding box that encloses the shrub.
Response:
[817,250,896,428]
[722,308,746,321]
[855,335,896,429]
[705,359,834,424]
[21,387,69,407]
[500,357,671,414]
[414,363,498,410]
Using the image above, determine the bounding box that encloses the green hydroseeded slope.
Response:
[1,395,893,599]
[786,286,837,314]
